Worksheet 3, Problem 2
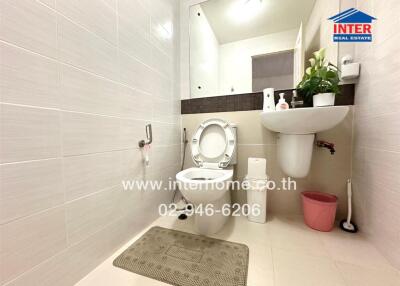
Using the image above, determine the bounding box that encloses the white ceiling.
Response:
[200,0,316,44]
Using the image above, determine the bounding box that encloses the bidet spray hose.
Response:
[171,128,189,205]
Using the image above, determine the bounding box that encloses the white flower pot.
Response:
[313,93,335,107]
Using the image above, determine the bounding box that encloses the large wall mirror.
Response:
[188,0,334,99]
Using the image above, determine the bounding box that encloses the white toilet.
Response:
[176,118,237,235]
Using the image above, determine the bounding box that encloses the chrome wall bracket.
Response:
[138,124,152,148]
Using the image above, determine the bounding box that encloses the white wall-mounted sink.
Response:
[260,106,350,178]
[260,106,350,135]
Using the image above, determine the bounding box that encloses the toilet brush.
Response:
[340,179,358,233]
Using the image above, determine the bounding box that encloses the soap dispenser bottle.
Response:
[276,93,289,111]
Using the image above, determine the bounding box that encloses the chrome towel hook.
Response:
[138,124,152,148]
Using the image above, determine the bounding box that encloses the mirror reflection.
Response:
[189,0,317,98]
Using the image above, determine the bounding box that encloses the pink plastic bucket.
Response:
[301,191,338,232]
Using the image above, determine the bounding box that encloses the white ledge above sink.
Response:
[260,106,350,135]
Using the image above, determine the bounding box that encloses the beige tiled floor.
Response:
[75,215,400,286]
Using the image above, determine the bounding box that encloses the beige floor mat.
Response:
[113,226,249,286]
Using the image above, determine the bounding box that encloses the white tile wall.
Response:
[59,65,120,116]
[63,152,121,201]
[118,2,152,65]
[0,104,61,163]
[352,0,400,270]
[0,207,67,284]
[119,51,155,93]
[0,0,181,285]
[118,86,154,120]
[65,186,120,245]
[0,0,58,58]
[57,16,118,81]
[0,42,59,108]
[61,111,120,155]
[0,159,64,224]
[56,0,118,45]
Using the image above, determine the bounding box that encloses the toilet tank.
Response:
[230,124,237,165]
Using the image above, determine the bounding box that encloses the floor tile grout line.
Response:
[332,260,351,286]
[268,245,276,286]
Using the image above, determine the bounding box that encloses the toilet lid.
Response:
[191,118,236,168]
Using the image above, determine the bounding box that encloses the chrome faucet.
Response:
[291,90,303,109]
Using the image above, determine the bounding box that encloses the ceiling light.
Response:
[229,0,263,23]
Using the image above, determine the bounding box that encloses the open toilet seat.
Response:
[176,167,233,184]
[176,118,236,235]
[191,118,236,169]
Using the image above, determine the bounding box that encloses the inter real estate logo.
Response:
[328,8,377,42]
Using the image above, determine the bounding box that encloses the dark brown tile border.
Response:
[181,84,355,114]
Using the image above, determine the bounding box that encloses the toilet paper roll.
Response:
[341,62,360,80]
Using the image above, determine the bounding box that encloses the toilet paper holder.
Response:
[341,55,360,80]
[138,124,152,148]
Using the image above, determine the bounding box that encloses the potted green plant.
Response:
[297,48,340,107]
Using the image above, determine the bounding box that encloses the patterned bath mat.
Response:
[113,226,249,286]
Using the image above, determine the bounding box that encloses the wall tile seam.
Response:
[48,1,177,78]
[0,102,179,124]
[3,0,115,58]
[352,109,400,122]
[0,157,62,166]
[353,32,400,64]
[349,105,356,179]
[0,203,66,228]
[99,0,117,12]
[1,171,154,228]
[116,18,174,63]
[1,181,121,226]
[114,0,120,86]
[1,0,180,284]
[1,212,136,286]
[32,0,120,51]
[0,39,160,96]
[116,3,174,62]
[0,9,173,84]
[64,212,128,249]
[151,143,182,148]
[0,148,139,167]
[352,143,400,153]
[63,184,128,206]
[0,143,182,166]
[360,146,400,156]
[63,145,182,160]
[118,48,173,80]
[1,149,183,225]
